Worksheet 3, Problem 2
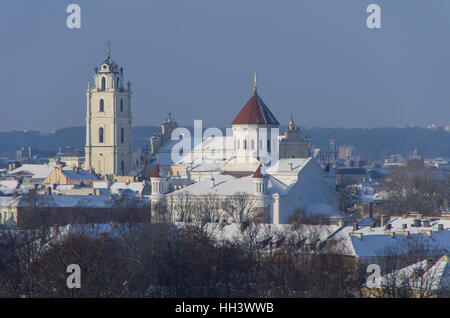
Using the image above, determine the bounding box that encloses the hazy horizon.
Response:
[1,0,450,132]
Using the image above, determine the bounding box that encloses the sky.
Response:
[1,0,450,133]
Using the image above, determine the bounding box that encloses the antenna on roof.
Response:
[253,73,257,93]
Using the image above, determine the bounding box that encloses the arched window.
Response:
[99,127,104,143]
[101,77,106,91]
[99,99,104,112]
[243,140,247,150]
[120,99,124,112]
[121,127,124,143]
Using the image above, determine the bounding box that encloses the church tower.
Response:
[84,44,132,176]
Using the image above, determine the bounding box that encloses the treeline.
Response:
[1,126,449,161]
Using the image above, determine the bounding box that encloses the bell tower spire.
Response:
[84,45,133,177]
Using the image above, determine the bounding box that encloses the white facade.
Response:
[84,50,132,176]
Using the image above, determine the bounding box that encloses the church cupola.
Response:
[231,74,280,164]
[253,164,268,195]
[150,164,164,196]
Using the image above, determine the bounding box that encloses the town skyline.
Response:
[2,0,450,132]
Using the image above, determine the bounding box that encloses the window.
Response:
[243,140,247,150]
[120,99,124,112]
[121,127,124,143]
[117,78,120,89]
[99,99,104,112]
[121,161,125,175]
[267,139,271,152]
[101,77,106,90]
[99,127,104,143]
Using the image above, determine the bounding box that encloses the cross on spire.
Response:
[106,39,112,57]
[253,72,257,93]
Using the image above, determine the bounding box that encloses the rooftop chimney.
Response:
[380,215,389,227]
[353,222,358,231]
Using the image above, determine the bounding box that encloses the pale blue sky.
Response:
[1,0,450,132]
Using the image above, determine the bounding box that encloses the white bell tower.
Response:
[84,41,132,176]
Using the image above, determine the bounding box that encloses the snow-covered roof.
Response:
[61,167,100,181]
[0,180,19,195]
[168,173,288,196]
[10,164,56,180]
[378,255,450,292]
[266,158,312,174]
[110,182,145,194]
[328,217,450,258]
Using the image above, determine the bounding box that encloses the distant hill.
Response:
[0,126,449,161]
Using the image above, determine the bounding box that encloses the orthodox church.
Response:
[149,76,340,224]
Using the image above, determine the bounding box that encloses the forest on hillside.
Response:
[0,126,448,161]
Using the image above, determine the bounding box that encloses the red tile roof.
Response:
[252,164,264,178]
[231,92,280,126]
[150,164,161,178]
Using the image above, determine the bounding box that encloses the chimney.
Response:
[438,224,444,232]
[380,215,389,227]
[352,222,358,231]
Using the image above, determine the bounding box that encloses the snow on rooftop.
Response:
[378,255,450,291]
[10,164,57,180]
[266,158,311,174]
[169,173,288,197]
[328,217,450,258]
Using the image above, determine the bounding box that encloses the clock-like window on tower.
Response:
[121,128,124,143]
[120,99,124,112]
[101,77,106,91]
[99,127,104,143]
[99,99,104,112]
